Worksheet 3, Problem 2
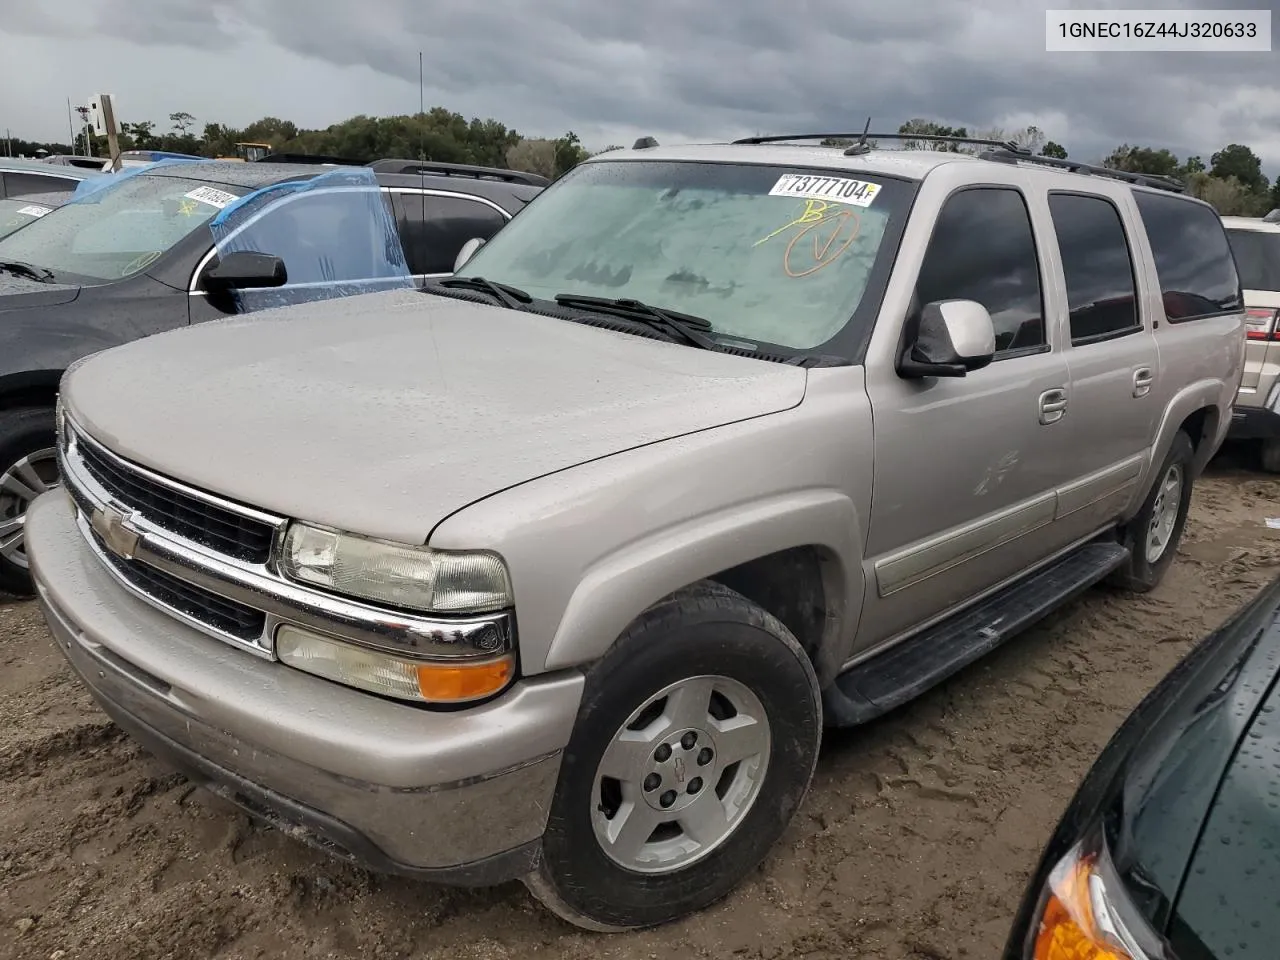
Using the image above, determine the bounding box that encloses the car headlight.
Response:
[1029,841,1151,960]
[280,522,513,614]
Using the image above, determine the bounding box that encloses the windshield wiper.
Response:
[0,260,54,283]
[435,276,532,311]
[552,294,718,350]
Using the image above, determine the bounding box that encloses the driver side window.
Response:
[915,187,1046,355]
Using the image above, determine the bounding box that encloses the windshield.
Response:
[0,174,240,283]
[0,198,57,240]
[1226,228,1280,291]
[455,159,913,351]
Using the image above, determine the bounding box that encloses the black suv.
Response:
[0,158,542,593]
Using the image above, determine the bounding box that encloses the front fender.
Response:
[543,488,861,678]
[428,374,874,680]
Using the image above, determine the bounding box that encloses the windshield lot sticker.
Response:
[768,174,880,207]
[183,186,237,209]
[17,205,51,217]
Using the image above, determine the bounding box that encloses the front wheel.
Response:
[525,581,822,931]
[0,407,60,596]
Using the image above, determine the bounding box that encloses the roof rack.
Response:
[731,132,1030,154]
[257,153,365,166]
[368,159,549,186]
[980,148,1186,193]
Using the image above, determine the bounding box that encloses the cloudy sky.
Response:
[3,0,1278,176]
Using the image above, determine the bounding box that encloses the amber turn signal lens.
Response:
[415,655,516,703]
[1033,855,1134,960]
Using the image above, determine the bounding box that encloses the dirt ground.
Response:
[2,451,1279,960]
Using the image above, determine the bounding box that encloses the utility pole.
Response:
[67,98,77,155]
[100,95,122,171]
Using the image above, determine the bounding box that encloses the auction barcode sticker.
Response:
[183,186,238,209]
[768,174,880,207]
[16,205,50,217]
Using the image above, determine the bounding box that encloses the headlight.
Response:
[1030,841,1151,960]
[281,522,513,614]
[276,624,514,703]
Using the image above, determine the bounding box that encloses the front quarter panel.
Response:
[428,366,873,682]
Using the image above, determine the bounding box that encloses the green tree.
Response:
[1041,141,1068,159]
[1271,174,1280,211]
[1209,143,1265,192]
[1182,155,1205,174]
[897,119,971,151]
[1103,144,1180,177]
[1185,172,1271,216]
[169,111,196,136]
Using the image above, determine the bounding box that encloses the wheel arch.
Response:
[0,369,62,412]
[540,489,864,686]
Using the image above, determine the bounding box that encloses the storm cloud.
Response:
[3,0,1277,172]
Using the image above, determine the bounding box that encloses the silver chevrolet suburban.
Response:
[24,134,1246,931]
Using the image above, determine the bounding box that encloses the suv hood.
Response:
[63,289,807,544]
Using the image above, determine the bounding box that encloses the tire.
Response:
[524,580,822,932]
[1111,430,1195,593]
[0,407,60,597]
[1261,439,1280,474]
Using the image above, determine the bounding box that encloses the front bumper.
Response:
[26,490,584,885]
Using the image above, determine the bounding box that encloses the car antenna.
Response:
[843,118,874,156]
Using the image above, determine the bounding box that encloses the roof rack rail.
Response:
[257,153,365,166]
[979,148,1186,193]
[368,159,549,186]
[731,132,1030,154]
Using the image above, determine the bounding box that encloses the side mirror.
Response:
[899,299,996,378]
[204,251,287,291]
[453,237,485,273]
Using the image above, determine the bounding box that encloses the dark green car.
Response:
[1005,575,1280,960]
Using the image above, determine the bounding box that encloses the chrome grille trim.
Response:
[58,416,514,660]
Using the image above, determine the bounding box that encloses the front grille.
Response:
[77,439,275,564]
[92,531,267,641]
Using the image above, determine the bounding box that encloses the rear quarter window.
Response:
[1133,191,1242,322]
[1225,228,1280,292]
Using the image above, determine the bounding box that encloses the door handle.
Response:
[1038,388,1068,425]
[1133,367,1154,398]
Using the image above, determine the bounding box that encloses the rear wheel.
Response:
[1261,438,1280,474]
[1111,430,1194,593]
[0,407,60,596]
[525,581,822,931]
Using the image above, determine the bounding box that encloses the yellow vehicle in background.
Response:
[216,142,273,162]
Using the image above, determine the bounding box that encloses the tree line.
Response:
[7,110,1279,214]
[7,107,594,179]
[827,119,1280,216]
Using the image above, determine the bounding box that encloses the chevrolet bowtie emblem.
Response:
[90,503,141,560]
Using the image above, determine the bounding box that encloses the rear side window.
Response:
[915,187,1046,354]
[418,195,507,275]
[1225,228,1280,292]
[1049,193,1141,343]
[1134,192,1242,321]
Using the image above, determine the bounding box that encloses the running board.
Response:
[823,540,1130,728]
